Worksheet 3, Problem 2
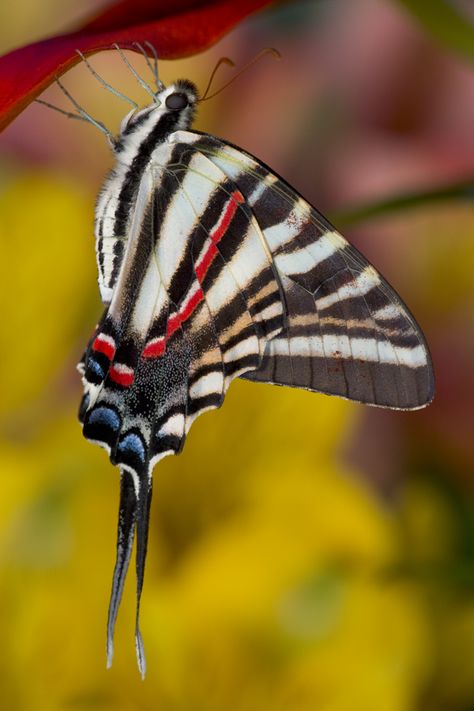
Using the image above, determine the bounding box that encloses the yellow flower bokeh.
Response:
[0,174,95,418]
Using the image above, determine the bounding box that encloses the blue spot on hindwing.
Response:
[118,433,146,462]
[88,406,121,431]
[83,405,121,450]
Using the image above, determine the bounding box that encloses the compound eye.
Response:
[165,92,188,110]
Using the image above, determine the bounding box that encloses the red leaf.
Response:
[0,0,274,132]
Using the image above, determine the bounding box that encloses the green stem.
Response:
[331,177,474,228]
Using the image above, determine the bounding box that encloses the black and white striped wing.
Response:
[78,130,433,674]
[82,144,282,461]
[78,140,286,673]
[173,130,434,411]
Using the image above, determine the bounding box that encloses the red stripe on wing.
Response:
[141,191,243,361]
[143,288,204,359]
[195,190,244,283]
[195,242,217,282]
[180,286,204,323]
[142,337,166,358]
[211,190,244,243]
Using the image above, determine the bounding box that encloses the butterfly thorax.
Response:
[94,80,198,303]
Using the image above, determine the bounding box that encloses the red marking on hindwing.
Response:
[194,190,244,283]
[166,312,181,339]
[109,364,135,387]
[211,190,244,244]
[141,192,243,361]
[180,286,204,323]
[195,243,217,282]
[142,287,204,359]
[166,286,204,340]
[92,334,116,360]
[142,337,165,358]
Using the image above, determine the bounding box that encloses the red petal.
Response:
[0,0,273,132]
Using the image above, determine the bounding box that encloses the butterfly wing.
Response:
[79,140,286,673]
[79,129,434,674]
[171,130,434,410]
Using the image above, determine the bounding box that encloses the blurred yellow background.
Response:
[0,1,473,709]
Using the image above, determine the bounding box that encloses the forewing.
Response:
[172,130,434,410]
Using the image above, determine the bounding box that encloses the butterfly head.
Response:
[115,79,198,155]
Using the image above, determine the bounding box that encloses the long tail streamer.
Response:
[106,467,153,677]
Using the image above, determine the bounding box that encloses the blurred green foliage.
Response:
[333,176,474,227]
[397,0,474,61]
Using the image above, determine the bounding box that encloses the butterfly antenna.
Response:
[76,49,138,109]
[133,41,164,92]
[200,56,236,101]
[113,44,159,103]
[200,47,281,102]
[38,76,116,146]
[106,469,137,669]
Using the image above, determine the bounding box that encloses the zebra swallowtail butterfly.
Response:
[45,45,434,676]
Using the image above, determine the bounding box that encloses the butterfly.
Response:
[40,45,434,676]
